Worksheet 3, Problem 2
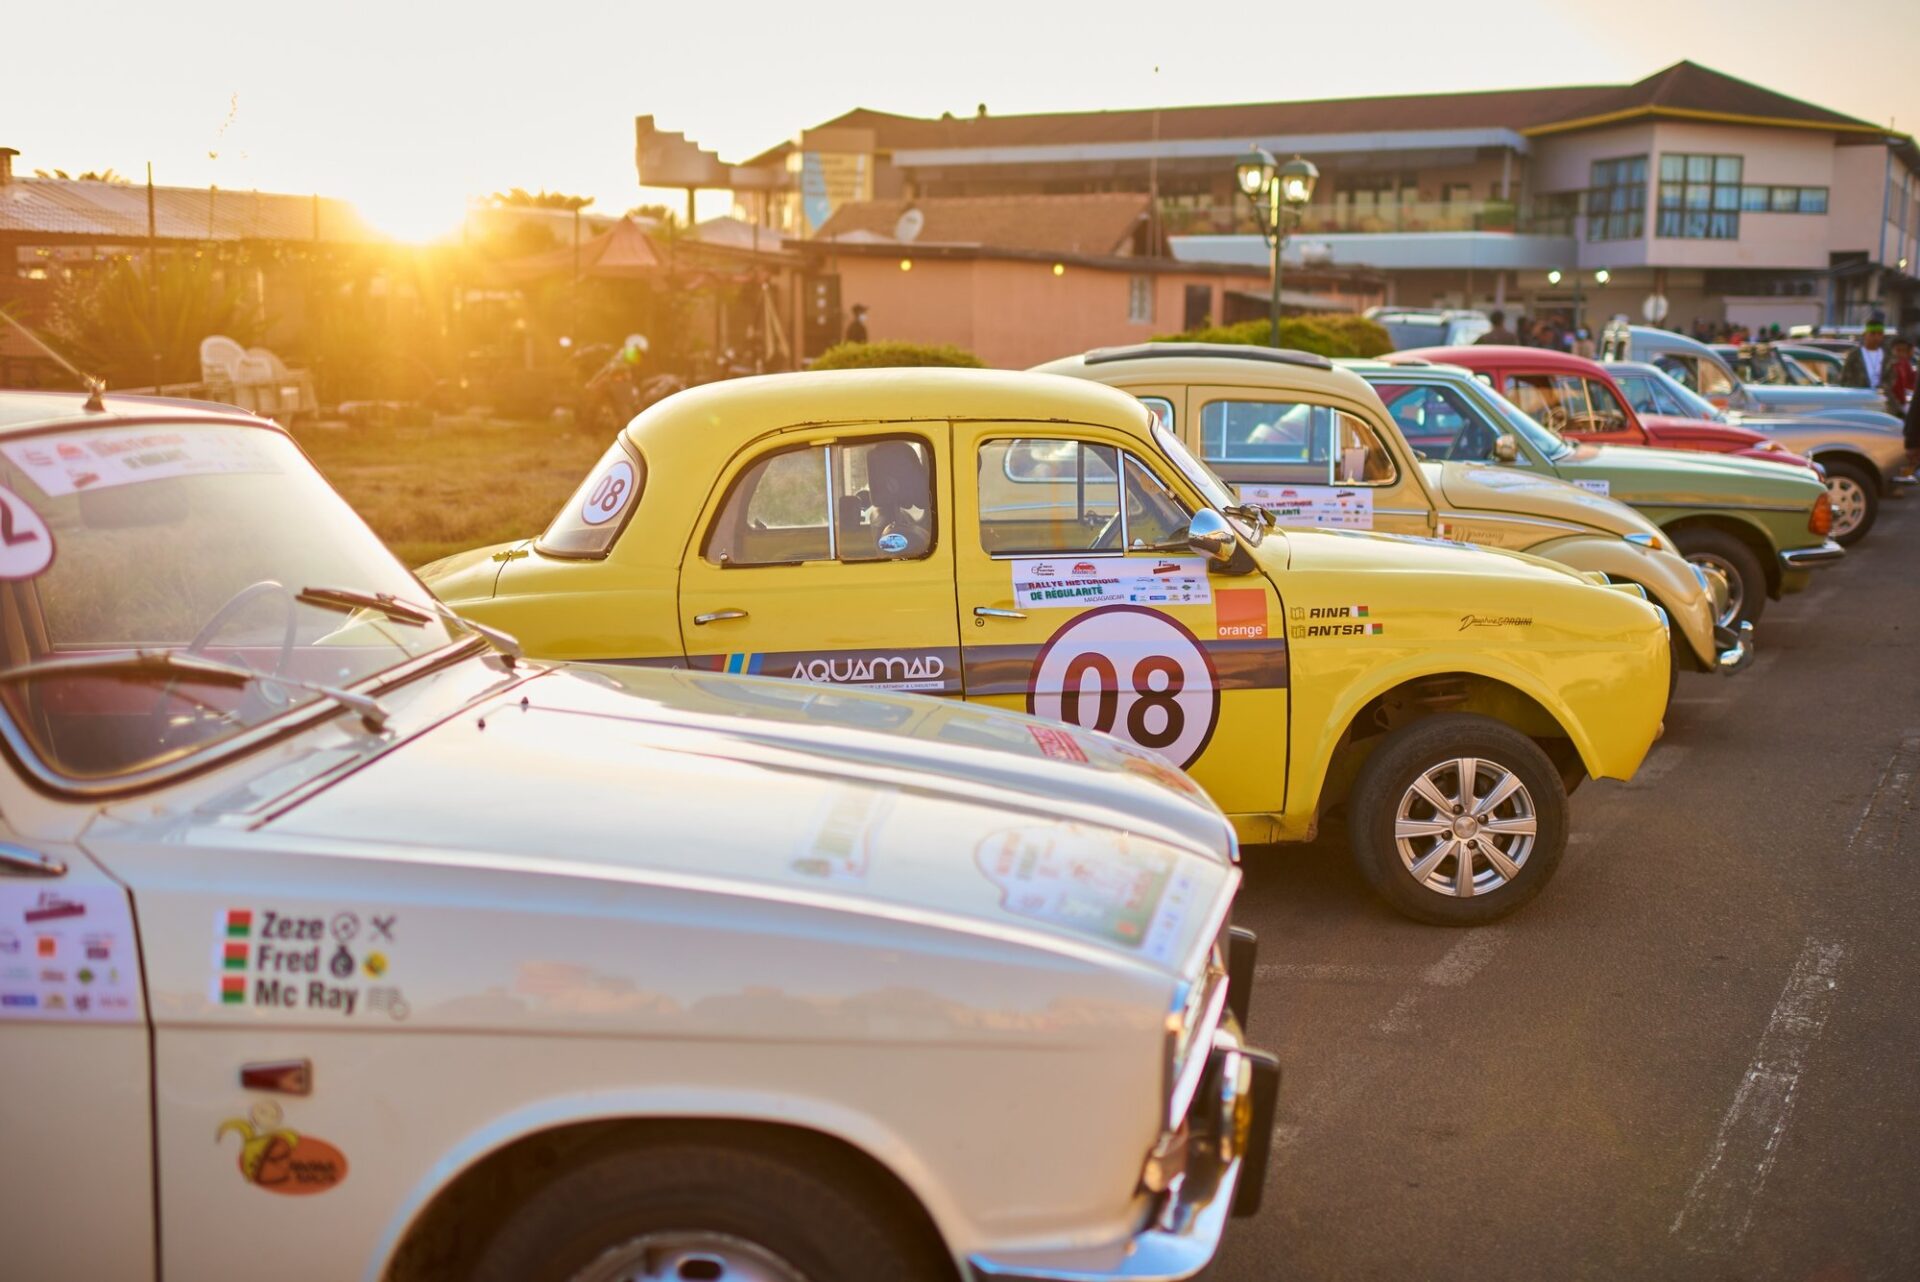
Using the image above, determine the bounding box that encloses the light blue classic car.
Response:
[1601,322,1898,427]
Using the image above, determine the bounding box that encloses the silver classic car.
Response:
[1607,359,1909,545]
[1601,322,1899,428]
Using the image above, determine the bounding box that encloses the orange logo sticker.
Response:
[217,1101,348,1195]
[1216,589,1269,640]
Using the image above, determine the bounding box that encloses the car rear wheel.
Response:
[1821,460,1878,546]
[1672,527,1766,628]
[472,1138,948,1282]
[1348,714,1569,926]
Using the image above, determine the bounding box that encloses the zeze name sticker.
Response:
[580,459,636,526]
[0,485,52,580]
[1029,605,1221,769]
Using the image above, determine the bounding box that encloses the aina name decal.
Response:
[1289,605,1385,639]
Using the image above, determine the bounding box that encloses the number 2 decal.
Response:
[0,485,53,581]
[1030,606,1220,768]
[579,459,636,527]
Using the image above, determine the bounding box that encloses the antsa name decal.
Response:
[214,908,408,1020]
[1289,605,1384,638]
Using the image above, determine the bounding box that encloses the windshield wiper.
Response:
[0,649,390,731]
[299,586,523,668]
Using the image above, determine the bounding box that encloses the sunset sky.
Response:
[8,0,1914,242]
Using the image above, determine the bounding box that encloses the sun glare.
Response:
[352,190,470,245]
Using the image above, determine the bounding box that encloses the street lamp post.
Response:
[1548,267,1610,339]
[1236,149,1319,348]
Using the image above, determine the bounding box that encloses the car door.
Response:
[953,424,1287,816]
[0,831,155,1279]
[679,425,963,697]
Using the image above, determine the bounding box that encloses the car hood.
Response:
[1558,442,1825,505]
[1261,521,1596,584]
[1746,385,1883,414]
[1426,460,1651,536]
[257,665,1236,976]
[1638,414,1769,448]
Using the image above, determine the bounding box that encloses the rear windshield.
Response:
[537,438,645,558]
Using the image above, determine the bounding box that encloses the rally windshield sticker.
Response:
[1235,484,1374,528]
[1010,557,1211,609]
[213,907,408,1021]
[0,485,53,580]
[791,787,893,883]
[0,885,142,1022]
[2,429,283,498]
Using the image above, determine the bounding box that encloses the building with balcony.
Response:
[727,62,1920,336]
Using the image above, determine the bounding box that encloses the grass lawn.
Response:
[293,417,606,569]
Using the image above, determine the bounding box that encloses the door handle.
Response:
[973,606,1027,620]
[0,843,65,877]
[693,609,748,626]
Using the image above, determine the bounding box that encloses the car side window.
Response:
[1380,383,1498,461]
[1696,358,1735,398]
[978,439,1122,555]
[1138,395,1175,430]
[1196,400,1396,485]
[706,437,936,566]
[1503,373,1590,433]
[1122,453,1193,548]
[1616,374,1658,415]
[1580,379,1632,434]
[1654,354,1698,391]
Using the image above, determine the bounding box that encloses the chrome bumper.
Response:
[969,1039,1280,1282]
[1779,540,1846,569]
[1715,620,1756,674]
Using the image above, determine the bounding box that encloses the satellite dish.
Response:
[894,208,925,244]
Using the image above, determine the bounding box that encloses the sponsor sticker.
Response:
[791,787,892,883]
[0,886,140,1023]
[218,1101,348,1196]
[1011,556,1211,609]
[212,906,405,1020]
[1029,605,1221,769]
[1289,604,1385,639]
[1235,483,1374,529]
[1215,588,1269,640]
[1459,614,1533,630]
[1027,723,1089,764]
[1573,479,1612,497]
[975,826,1195,962]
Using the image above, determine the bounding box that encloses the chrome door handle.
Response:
[693,609,748,626]
[0,843,66,877]
[973,606,1027,620]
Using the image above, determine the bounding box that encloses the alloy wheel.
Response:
[1685,552,1745,628]
[1393,756,1537,898]
[573,1232,812,1282]
[1825,474,1869,541]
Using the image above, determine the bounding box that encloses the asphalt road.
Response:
[1211,496,1920,1282]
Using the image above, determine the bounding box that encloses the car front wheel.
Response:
[1672,527,1766,628]
[472,1136,949,1282]
[1348,714,1569,926]
[1821,460,1878,546]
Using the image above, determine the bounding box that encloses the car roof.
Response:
[1032,343,1379,402]
[622,366,1152,452]
[0,389,269,435]
[1395,344,1613,376]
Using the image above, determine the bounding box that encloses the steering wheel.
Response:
[1539,404,1571,432]
[150,580,299,746]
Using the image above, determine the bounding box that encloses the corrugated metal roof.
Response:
[0,178,383,243]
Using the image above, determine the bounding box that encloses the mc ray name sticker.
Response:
[1029,605,1220,769]
[0,485,52,580]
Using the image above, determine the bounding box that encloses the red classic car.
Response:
[1393,346,1820,475]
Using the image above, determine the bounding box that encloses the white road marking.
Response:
[1669,938,1845,1253]
[1373,930,1508,1034]
[1255,962,1395,983]
[1844,732,1920,855]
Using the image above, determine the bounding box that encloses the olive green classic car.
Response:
[1352,360,1839,629]
[1035,343,1743,680]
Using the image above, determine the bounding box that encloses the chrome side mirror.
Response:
[1188,509,1239,564]
[1492,436,1519,463]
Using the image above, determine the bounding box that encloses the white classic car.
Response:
[0,392,1274,1282]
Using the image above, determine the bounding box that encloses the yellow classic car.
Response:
[422,369,1670,925]
[1030,343,1750,686]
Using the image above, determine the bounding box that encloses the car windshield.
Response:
[1637,364,1726,421]
[1470,382,1577,459]
[1151,416,1238,511]
[1378,317,1449,350]
[0,419,467,782]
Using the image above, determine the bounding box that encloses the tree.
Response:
[32,167,128,183]
[489,188,595,212]
[46,251,259,388]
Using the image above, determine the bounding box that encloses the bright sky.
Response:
[8,0,1914,242]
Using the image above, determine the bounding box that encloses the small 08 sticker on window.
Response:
[538,442,646,558]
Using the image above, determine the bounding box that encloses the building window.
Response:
[1657,154,1743,239]
[1128,275,1154,325]
[1586,156,1646,241]
[1733,185,1829,214]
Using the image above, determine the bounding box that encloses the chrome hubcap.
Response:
[1686,552,1745,627]
[573,1232,812,1282]
[1825,475,1867,539]
[1395,756,1537,898]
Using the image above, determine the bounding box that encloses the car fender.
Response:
[369,1085,965,1282]
[1524,533,1718,670]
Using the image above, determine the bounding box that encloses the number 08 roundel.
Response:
[1028,605,1220,769]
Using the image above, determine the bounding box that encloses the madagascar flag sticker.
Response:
[225,909,253,938]
[220,975,246,1005]
[222,941,248,971]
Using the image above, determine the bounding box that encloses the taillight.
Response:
[1809,492,1833,536]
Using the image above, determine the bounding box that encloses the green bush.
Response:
[811,340,985,370]
[1153,314,1393,359]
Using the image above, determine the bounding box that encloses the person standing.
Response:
[1839,317,1887,389]
[1476,309,1517,345]
[844,304,870,344]
[1882,336,1916,418]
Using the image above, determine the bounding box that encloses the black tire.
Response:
[1671,526,1767,628]
[472,1136,949,1282]
[1348,713,1569,926]
[1822,459,1879,546]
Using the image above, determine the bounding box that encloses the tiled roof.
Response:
[749,62,1884,166]
[0,178,383,243]
[814,192,1149,255]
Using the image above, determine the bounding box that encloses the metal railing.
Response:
[1158,200,1566,238]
